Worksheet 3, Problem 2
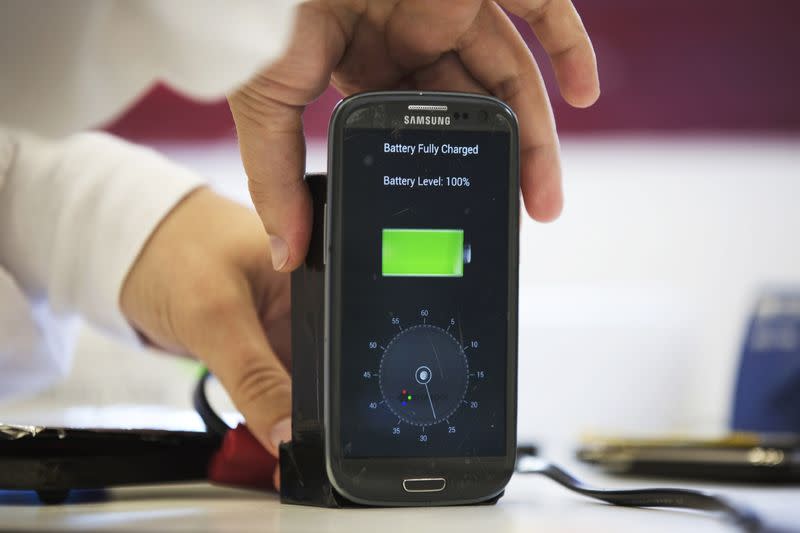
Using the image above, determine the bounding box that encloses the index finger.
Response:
[187,283,292,458]
[498,0,600,107]
[455,3,564,221]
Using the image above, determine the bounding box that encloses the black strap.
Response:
[516,453,762,532]
[193,369,230,438]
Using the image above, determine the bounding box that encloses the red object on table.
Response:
[207,424,277,491]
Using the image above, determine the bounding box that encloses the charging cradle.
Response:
[278,174,502,508]
[278,173,345,507]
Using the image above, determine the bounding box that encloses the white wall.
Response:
[517,137,800,449]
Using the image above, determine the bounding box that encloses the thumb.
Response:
[230,101,312,273]
[228,3,349,271]
[188,291,292,458]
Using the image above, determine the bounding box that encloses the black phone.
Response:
[0,425,220,504]
[324,91,520,505]
[577,433,800,483]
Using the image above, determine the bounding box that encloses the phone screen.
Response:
[337,123,512,458]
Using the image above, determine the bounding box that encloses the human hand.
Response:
[120,187,291,488]
[229,0,599,272]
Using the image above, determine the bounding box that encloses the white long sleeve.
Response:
[0,0,298,136]
[0,129,203,399]
[0,129,204,338]
[0,0,299,398]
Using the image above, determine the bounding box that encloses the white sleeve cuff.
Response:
[0,130,204,342]
[52,134,205,340]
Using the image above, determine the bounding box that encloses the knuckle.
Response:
[248,173,306,201]
[231,354,291,409]
[186,286,240,326]
[523,0,555,26]
[491,74,525,104]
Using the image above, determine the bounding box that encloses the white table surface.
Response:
[1,458,798,532]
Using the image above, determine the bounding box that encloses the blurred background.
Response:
[4,1,799,454]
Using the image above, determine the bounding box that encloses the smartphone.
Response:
[325,91,519,505]
[577,433,800,483]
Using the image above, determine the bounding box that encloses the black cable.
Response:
[193,372,763,530]
[516,453,762,532]
[192,369,231,438]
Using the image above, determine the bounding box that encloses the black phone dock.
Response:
[279,174,502,508]
[278,173,344,507]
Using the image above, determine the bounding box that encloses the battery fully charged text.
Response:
[383,143,479,156]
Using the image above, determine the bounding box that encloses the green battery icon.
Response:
[382,229,470,277]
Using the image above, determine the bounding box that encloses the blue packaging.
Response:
[732,290,800,433]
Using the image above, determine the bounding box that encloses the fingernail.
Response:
[269,417,291,452]
[269,235,289,271]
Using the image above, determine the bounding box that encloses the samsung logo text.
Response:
[403,115,451,126]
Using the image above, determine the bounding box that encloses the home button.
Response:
[402,478,446,493]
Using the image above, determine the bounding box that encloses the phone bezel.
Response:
[325,91,519,506]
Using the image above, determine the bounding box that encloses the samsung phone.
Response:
[325,92,519,505]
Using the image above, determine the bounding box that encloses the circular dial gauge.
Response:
[378,324,469,426]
